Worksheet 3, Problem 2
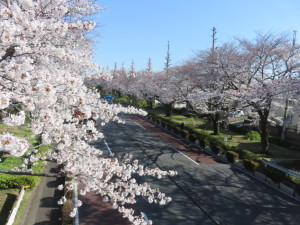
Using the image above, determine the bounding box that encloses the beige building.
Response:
[272,98,300,133]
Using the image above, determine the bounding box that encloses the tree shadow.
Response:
[237,142,264,154]
[34,209,62,225]
[0,193,17,225]
[39,197,57,208]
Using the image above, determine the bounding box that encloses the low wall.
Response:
[6,187,25,225]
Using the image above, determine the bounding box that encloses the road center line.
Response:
[134,121,145,129]
[170,146,199,166]
[103,139,112,155]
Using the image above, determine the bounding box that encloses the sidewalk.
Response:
[20,161,64,225]
[78,186,132,225]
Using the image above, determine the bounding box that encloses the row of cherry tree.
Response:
[0,1,177,224]
[96,33,300,154]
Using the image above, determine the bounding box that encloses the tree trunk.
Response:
[115,90,121,97]
[148,98,154,109]
[258,109,270,154]
[211,112,220,135]
[165,102,173,117]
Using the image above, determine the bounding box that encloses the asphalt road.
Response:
[81,114,300,225]
[20,162,64,225]
[88,116,216,225]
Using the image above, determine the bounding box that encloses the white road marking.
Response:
[143,212,149,222]
[103,139,112,155]
[170,146,199,166]
[73,184,79,225]
[134,121,145,129]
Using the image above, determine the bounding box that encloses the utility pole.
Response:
[293,30,297,46]
[208,27,217,112]
[210,27,217,65]
[146,58,152,73]
[280,30,297,143]
[164,41,173,116]
[211,27,217,52]
[165,41,171,76]
[130,59,135,75]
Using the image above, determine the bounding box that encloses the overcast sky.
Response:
[91,0,300,72]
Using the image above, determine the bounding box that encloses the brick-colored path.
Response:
[129,115,219,165]
[79,189,132,225]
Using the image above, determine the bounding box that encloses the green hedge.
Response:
[245,131,261,141]
[199,138,210,148]
[179,130,189,138]
[243,159,260,173]
[211,144,224,155]
[239,149,255,159]
[226,151,239,163]
[0,173,39,189]
[173,126,181,135]
[221,142,233,151]
[0,156,23,171]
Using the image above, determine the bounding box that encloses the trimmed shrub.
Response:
[180,130,189,138]
[188,134,197,143]
[211,145,224,155]
[226,151,239,163]
[243,159,259,173]
[244,131,261,142]
[221,143,233,151]
[239,149,254,159]
[0,174,39,189]
[156,114,171,124]
[185,112,197,118]
[173,126,181,135]
[185,126,196,135]
[199,138,210,148]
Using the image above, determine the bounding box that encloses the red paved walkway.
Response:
[79,190,132,225]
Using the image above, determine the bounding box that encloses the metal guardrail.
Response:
[262,160,300,179]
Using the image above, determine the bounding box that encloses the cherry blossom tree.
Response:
[0,1,177,224]
[233,33,300,154]
[185,44,242,135]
